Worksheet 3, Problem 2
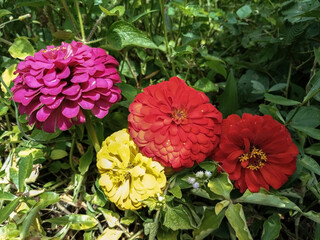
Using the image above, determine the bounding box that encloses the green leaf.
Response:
[118,83,138,101]
[0,103,8,116]
[99,5,125,17]
[98,228,123,240]
[0,9,12,19]
[79,146,93,175]
[293,126,320,140]
[252,80,267,94]
[193,207,225,240]
[225,203,253,240]
[287,106,320,128]
[99,208,120,228]
[129,9,159,23]
[304,69,320,103]
[236,5,252,19]
[168,185,182,199]
[261,213,282,240]
[30,128,62,141]
[8,37,35,60]
[18,156,33,192]
[314,47,320,65]
[157,227,178,240]
[208,173,233,200]
[206,61,227,78]
[215,200,230,215]
[0,198,20,224]
[299,155,320,175]
[50,149,68,160]
[218,70,239,117]
[144,221,159,240]
[303,211,320,224]
[236,190,301,211]
[268,83,287,92]
[45,214,98,230]
[305,143,320,156]
[193,78,218,93]
[164,205,193,231]
[264,93,300,106]
[0,190,17,201]
[52,30,74,40]
[38,192,60,208]
[106,20,158,50]
[1,64,17,93]
[199,161,217,172]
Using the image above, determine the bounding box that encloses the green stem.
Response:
[61,0,81,39]
[85,38,104,45]
[84,112,101,153]
[69,132,78,173]
[86,12,106,42]
[128,230,143,240]
[74,0,85,41]
[0,37,12,45]
[285,62,292,97]
[123,51,140,89]
[160,0,176,76]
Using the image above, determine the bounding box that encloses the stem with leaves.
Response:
[74,0,85,41]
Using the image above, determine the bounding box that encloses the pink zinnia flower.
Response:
[128,77,223,169]
[11,41,121,133]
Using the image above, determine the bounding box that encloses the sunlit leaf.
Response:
[225,203,253,240]
[106,21,158,50]
[8,37,35,60]
[208,173,233,200]
[236,190,301,211]
[0,198,20,224]
[193,207,225,240]
[261,213,281,240]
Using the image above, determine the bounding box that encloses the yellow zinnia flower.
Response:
[97,129,167,210]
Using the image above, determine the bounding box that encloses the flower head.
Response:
[128,77,222,169]
[11,41,121,133]
[96,129,166,210]
[213,114,299,193]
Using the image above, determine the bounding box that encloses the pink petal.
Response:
[13,88,27,102]
[57,114,73,131]
[81,78,97,92]
[25,75,43,88]
[91,106,109,118]
[47,95,64,109]
[43,113,57,133]
[62,84,80,96]
[41,82,67,95]
[96,78,113,88]
[40,95,56,105]
[57,67,70,79]
[78,98,94,109]
[61,101,80,118]
[82,91,100,101]
[71,73,89,83]
[65,90,82,101]
[36,106,53,122]
[43,69,56,82]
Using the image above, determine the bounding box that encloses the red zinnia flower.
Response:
[11,41,121,133]
[213,113,299,193]
[128,77,222,169]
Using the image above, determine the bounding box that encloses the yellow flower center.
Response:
[239,146,267,170]
[171,109,187,124]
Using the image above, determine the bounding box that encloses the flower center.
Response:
[239,146,267,170]
[171,109,187,124]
